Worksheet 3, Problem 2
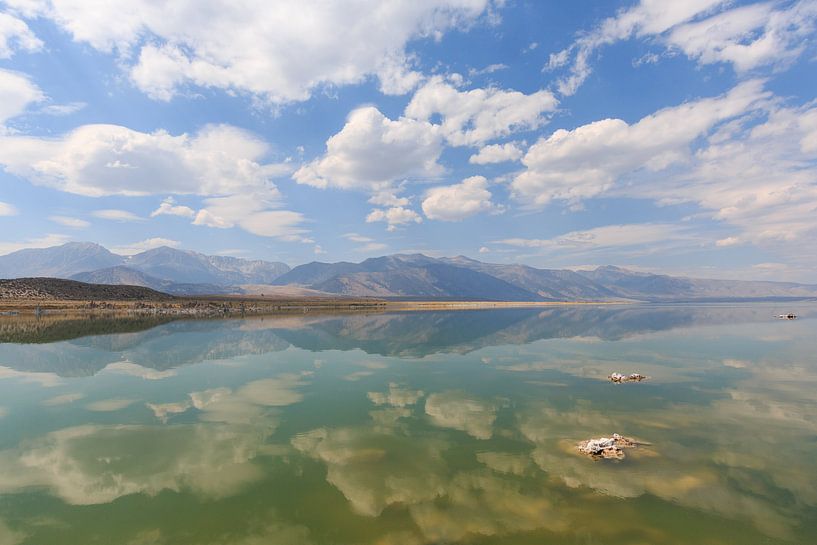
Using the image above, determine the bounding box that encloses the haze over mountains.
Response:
[0,242,815,302]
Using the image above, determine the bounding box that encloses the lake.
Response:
[0,303,815,544]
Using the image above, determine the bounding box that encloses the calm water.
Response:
[0,304,815,544]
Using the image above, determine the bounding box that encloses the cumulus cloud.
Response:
[510,78,817,263]
[422,176,499,221]
[366,207,423,232]
[0,110,308,240]
[548,0,817,96]
[0,11,41,58]
[0,123,283,197]
[150,197,195,218]
[0,67,42,125]
[11,0,497,103]
[512,80,770,206]
[469,142,523,164]
[666,1,817,73]
[295,75,555,231]
[405,76,558,146]
[294,107,444,193]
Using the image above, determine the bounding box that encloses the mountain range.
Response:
[0,242,815,302]
[0,242,290,295]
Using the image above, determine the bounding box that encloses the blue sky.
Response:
[0,1,815,281]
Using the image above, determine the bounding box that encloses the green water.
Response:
[0,304,815,544]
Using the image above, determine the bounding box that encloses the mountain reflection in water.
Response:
[0,303,815,544]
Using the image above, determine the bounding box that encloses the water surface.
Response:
[0,304,815,544]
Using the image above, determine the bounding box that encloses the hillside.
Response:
[0,278,174,301]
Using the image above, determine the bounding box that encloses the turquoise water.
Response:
[0,304,815,544]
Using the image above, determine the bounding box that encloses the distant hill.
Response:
[0,278,173,301]
[575,265,817,301]
[70,266,234,295]
[125,246,289,285]
[0,243,290,292]
[276,254,817,302]
[1,243,816,301]
[0,242,124,278]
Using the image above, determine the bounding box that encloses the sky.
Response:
[0,0,815,281]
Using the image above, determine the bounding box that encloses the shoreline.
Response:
[0,297,624,318]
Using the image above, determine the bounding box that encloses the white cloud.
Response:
[49,215,89,228]
[39,101,86,116]
[342,233,388,252]
[13,0,496,104]
[716,236,741,247]
[0,118,308,241]
[405,76,558,146]
[512,80,770,206]
[468,63,508,76]
[469,142,523,164]
[0,67,42,125]
[0,201,17,216]
[496,223,691,253]
[357,242,389,253]
[666,1,817,73]
[509,82,817,267]
[150,197,195,218]
[635,100,817,251]
[294,106,444,193]
[547,0,817,96]
[192,209,231,229]
[111,237,180,256]
[366,207,422,232]
[0,11,41,58]
[0,123,283,197]
[342,233,375,244]
[239,210,310,241]
[193,193,310,242]
[422,176,499,221]
[91,209,142,222]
